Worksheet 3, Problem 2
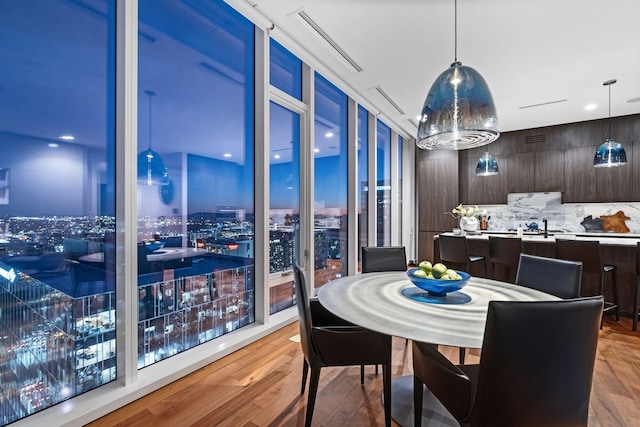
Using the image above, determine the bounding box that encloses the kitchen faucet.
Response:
[543,218,548,238]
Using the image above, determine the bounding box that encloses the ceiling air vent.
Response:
[407,118,418,128]
[524,134,546,144]
[296,10,363,73]
[373,86,405,115]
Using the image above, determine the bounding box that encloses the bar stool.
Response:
[438,234,485,277]
[489,236,523,283]
[634,242,640,331]
[438,234,485,365]
[556,239,619,325]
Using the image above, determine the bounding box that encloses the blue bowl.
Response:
[406,268,470,296]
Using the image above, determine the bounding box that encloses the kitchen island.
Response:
[433,231,639,317]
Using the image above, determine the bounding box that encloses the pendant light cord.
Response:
[607,83,611,140]
[454,0,458,62]
[145,90,156,150]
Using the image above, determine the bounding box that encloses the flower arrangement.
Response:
[447,204,479,219]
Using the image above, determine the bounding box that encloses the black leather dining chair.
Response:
[412,296,603,427]
[515,254,582,299]
[293,263,392,427]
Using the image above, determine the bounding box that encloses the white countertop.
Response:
[437,231,640,247]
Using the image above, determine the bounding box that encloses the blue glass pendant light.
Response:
[417,0,499,150]
[594,79,627,168]
[138,90,169,186]
[476,151,499,176]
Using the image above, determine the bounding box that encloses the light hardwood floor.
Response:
[87,315,640,426]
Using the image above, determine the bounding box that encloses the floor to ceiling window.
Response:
[268,102,301,314]
[376,120,392,246]
[0,2,410,424]
[137,0,255,369]
[0,0,117,423]
[313,73,348,287]
[268,39,303,314]
[357,105,369,270]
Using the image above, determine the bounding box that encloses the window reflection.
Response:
[0,0,116,422]
[137,0,255,369]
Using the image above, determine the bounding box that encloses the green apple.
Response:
[418,260,433,273]
[445,269,458,278]
[413,269,428,278]
[432,263,447,279]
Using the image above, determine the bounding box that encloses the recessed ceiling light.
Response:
[325,131,334,138]
[584,103,597,111]
[48,143,59,148]
[223,153,231,157]
[59,135,74,140]
[274,154,281,159]
[314,148,320,153]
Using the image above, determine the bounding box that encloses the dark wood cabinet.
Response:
[563,146,597,202]
[417,149,459,263]
[506,152,535,193]
[535,150,564,192]
[462,155,508,204]
[595,146,635,202]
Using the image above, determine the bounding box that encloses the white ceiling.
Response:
[237,0,640,138]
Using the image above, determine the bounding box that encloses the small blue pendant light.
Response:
[138,90,169,185]
[417,0,499,150]
[476,151,499,176]
[594,79,627,168]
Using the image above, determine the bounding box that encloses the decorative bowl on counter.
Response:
[406,268,470,296]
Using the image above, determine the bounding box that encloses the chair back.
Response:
[361,246,407,273]
[515,254,582,299]
[438,235,469,265]
[556,239,603,275]
[489,236,523,282]
[293,263,318,364]
[488,236,522,267]
[470,296,603,426]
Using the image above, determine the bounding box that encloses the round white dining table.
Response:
[316,271,560,426]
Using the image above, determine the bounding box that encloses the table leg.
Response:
[385,375,458,427]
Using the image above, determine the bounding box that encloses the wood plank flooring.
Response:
[87,316,640,426]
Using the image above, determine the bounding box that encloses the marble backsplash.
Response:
[474,192,640,234]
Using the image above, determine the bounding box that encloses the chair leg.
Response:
[599,273,605,329]
[634,276,640,332]
[612,270,620,321]
[305,367,321,427]
[459,347,465,364]
[413,375,423,427]
[383,363,391,427]
[301,359,309,394]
